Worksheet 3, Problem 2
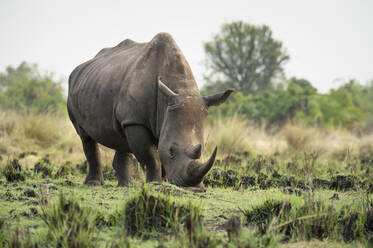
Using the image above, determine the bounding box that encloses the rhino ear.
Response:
[203,88,234,107]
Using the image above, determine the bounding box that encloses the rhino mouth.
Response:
[167,147,217,188]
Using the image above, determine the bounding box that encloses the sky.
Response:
[0,0,372,93]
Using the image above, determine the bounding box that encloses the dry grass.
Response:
[1,111,372,167]
[22,114,64,147]
[204,114,287,157]
[283,123,315,151]
[204,114,252,157]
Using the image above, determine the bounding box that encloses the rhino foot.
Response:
[85,180,104,186]
[84,175,104,186]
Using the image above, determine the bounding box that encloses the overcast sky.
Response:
[1,0,372,93]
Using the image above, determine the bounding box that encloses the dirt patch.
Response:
[330,175,356,191]
[204,169,239,188]
[18,151,37,159]
[239,175,256,188]
[24,189,36,197]
[312,178,331,189]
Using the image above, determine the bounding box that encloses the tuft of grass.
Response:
[2,159,25,182]
[55,161,75,178]
[0,224,37,248]
[242,195,373,243]
[34,157,53,178]
[124,186,202,238]
[40,192,97,248]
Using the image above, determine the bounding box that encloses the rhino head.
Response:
[157,78,234,191]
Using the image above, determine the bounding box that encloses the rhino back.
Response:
[68,39,148,149]
[67,33,199,149]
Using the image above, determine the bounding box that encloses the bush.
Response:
[0,62,66,115]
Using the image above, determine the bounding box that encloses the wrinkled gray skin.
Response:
[67,33,233,191]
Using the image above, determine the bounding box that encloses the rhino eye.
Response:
[169,145,176,159]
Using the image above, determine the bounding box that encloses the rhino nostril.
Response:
[185,144,202,159]
[169,145,176,159]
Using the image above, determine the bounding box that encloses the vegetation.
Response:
[208,78,373,131]
[0,19,373,247]
[202,21,373,132]
[203,21,289,94]
[1,111,373,247]
[0,62,65,115]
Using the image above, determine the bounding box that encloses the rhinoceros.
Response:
[67,33,233,190]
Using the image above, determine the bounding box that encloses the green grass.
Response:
[1,112,373,247]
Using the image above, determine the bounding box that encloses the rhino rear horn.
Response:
[158,77,177,98]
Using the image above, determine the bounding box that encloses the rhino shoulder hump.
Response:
[151,32,176,45]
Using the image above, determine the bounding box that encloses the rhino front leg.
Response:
[124,125,162,183]
[112,151,132,186]
[78,128,104,185]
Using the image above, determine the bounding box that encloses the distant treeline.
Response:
[0,62,65,115]
[202,21,373,133]
[207,78,373,133]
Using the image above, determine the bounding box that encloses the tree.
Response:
[0,62,66,114]
[203,21,289,94]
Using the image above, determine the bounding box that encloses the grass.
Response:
[40,192,97,247]
[1,111,373,247]
[124,185,202,238]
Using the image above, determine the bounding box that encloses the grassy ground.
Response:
[1,112,373,247]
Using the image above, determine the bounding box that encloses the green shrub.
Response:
[0,62,65,115]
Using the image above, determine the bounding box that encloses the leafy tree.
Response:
[203,21,289,94]
[0,62,66,115]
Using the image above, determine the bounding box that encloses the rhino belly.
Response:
[82,120,130,151]
[71,99,131,151]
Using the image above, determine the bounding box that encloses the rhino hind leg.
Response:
[124,125,162,183]
[78,128,105,186]
[112,151,132,186]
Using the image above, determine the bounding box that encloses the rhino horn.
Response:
[187,146,217,182]
[158,77,177,98]
[185,144,202,159]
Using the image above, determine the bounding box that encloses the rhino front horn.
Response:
[187,147,217,182]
